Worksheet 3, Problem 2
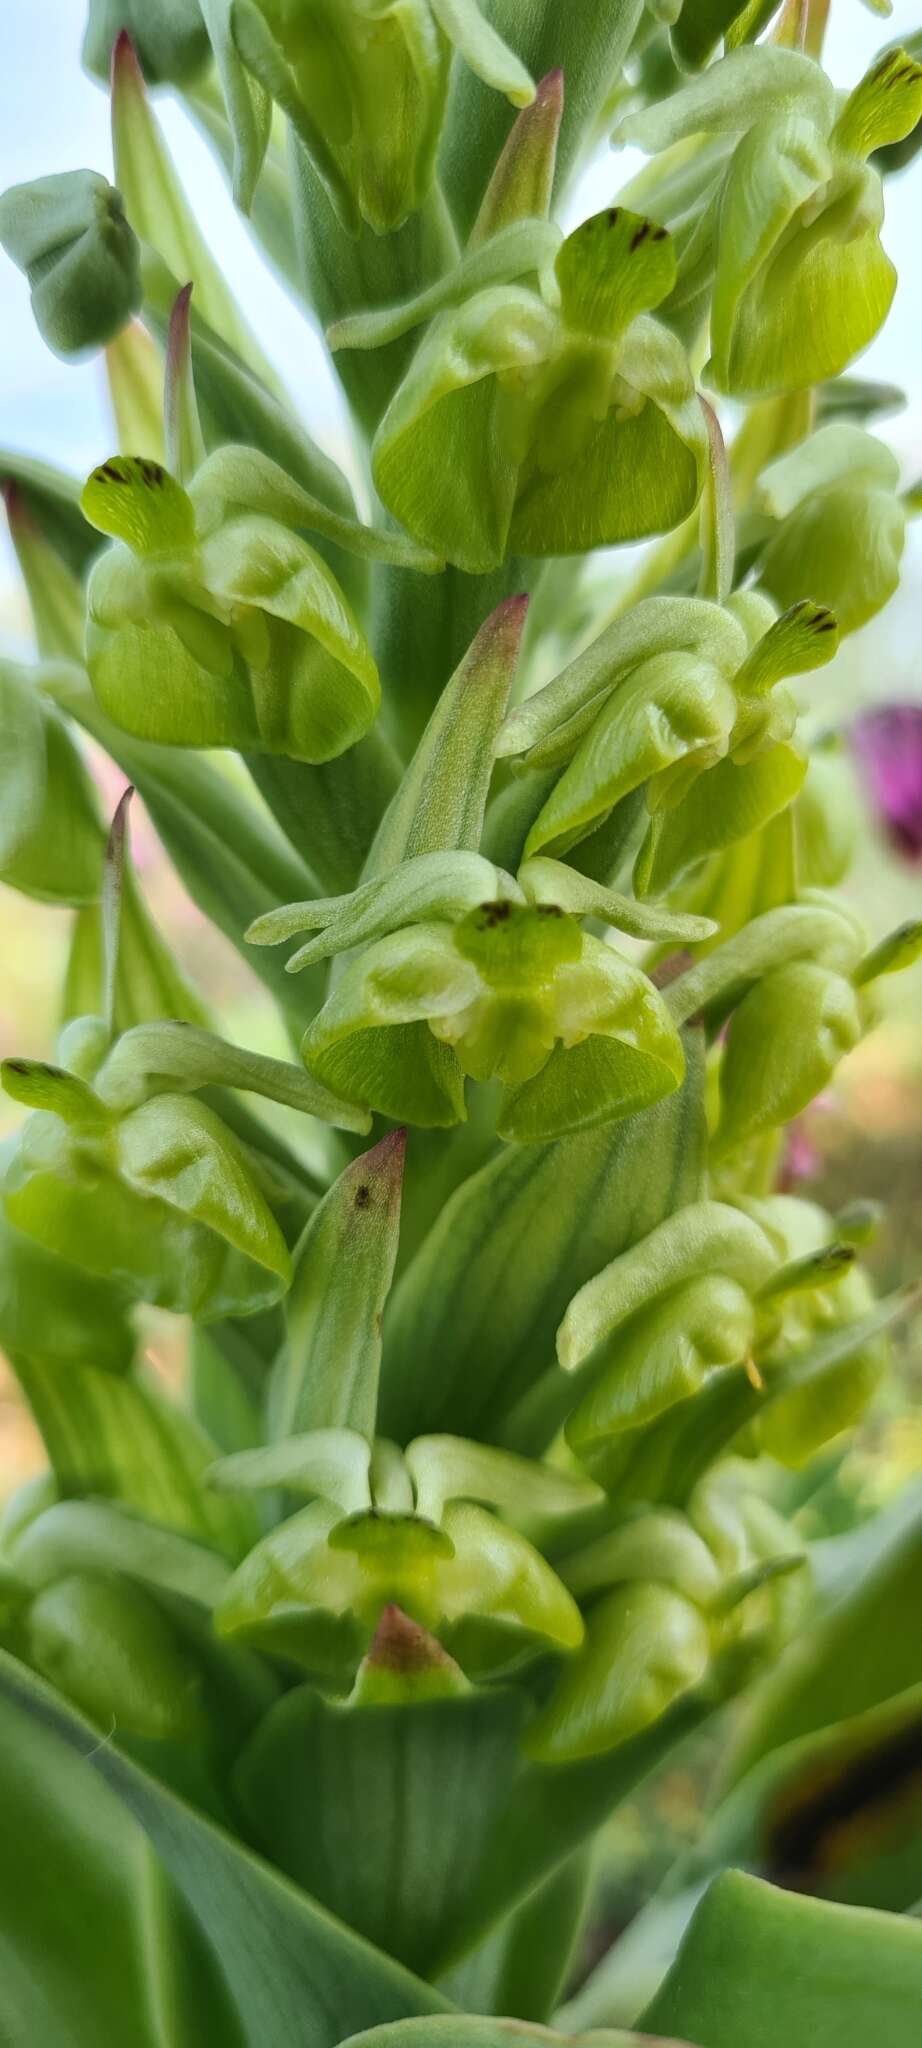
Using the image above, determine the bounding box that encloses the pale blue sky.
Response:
[0,0,919,662]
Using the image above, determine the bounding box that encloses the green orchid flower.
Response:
[497,588,839,873]
[528,1471,807,1762]
[1,1022,368,1321]
[249,850,695,1139]
[209,1426,591,1680]
[355,204,708,571]
[618,44,922,397]
[80,446,438,761]
[201,0,533,225]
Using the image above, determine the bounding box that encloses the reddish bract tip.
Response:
[1,479,33,534]
[112,29,143,89]
[366,1604,453,1675]
[535,68,565,108]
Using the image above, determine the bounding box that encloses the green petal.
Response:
[81,455,196,558]
[635,745,808,896]
[526,1581,711,1762]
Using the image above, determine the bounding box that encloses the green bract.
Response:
[618,44,922,396]
[0,7,919,2041]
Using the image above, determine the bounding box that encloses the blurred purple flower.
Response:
[852,706,922,862]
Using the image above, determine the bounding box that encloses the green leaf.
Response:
[271,1133,406,1441]
[0,1652,451,2047]
[430,0,534,107]
[640,1869,922,2046]
[0,449,101,581]
[367,597,529,876]
[380,1030,706,1441]
[0,1674,240,2046]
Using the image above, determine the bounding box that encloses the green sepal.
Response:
[561,1509,723,1609]
[1,1060,110,1129]
[189,443,443,574]
[0,170,141,358]
[405,1436,603,1530]
[8,1499,231,1611]
[271,1133,406,1441]
[521,651,740,860]
[666,898,866,1026]
[301,928,471,1129]
[327,220,561,355]
[715,962,863,1153]
[617,47,836,154]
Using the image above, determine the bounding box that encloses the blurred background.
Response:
[1,0,921,1948]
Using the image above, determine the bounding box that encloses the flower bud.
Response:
[83,1,211,86]
[0,170,140,357]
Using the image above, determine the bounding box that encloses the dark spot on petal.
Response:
[479,899,512,926]
[630,221,651,251]
[537,902,564,918]
[354,1184,371,1209]
[607,207,620,226]
[652,226,668,241]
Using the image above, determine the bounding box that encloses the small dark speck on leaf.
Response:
[355,1184,372,1209]
[630,221,651,252]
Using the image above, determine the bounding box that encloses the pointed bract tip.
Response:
[1,478,32,533]
[366,1604,453,1675]
[107,783,134,848]
[347,1127,407,1209]
[535,69,565,107]
[112,29,143,88]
